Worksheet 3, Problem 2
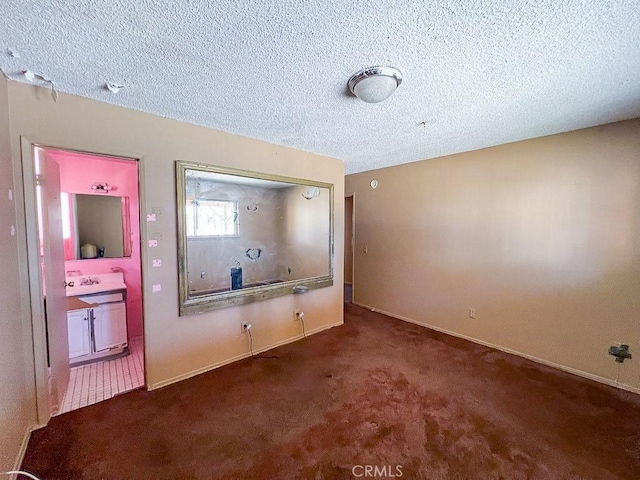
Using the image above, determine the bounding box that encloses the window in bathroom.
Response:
[187,199,239,237]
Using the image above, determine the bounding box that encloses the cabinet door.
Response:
[67,309,91,359]
[93,302,128,352]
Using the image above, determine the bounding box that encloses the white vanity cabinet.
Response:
[67,309,92,359]
[93,302,127,352]
[66,289,128,365]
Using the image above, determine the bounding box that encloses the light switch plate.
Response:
[152,284,161,293]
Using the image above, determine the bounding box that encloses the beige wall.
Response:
[0,76,36,470]
[7,81,344,397]
[346,119,640,392]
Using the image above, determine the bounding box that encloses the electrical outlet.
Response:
[469,308,476,319]
[241,322,250,333]
[294,310,301,321]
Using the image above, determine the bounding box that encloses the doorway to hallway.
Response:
[344,193,354,304]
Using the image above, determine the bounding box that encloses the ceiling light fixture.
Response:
[348,66,402,103]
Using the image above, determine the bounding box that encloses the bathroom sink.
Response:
[65,272,126,297]
[66,283,126,296]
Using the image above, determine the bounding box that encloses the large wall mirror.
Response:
[61,193,132,260]
[176,161,334,315]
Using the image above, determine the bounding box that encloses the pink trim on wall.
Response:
[50,150,143,339]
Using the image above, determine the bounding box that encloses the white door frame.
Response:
[345,192,355,289]
[19,138,147,426]
[20,138,52,425]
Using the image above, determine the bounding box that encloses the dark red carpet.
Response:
[22,304,640,479]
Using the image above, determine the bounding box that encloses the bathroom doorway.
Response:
[26,144,145,418]
[344,193,354,304]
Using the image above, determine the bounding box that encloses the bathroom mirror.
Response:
[61,193,132,260]
[176,161,334,315]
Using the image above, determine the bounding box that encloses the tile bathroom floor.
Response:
[57,336,144,415]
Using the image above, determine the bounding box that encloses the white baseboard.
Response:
[150,321,344,390]
[10,426,33,477]
[354,302,640,395]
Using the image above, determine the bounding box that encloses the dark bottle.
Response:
[230,266,242,290]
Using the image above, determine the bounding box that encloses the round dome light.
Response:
[348,66,403,103]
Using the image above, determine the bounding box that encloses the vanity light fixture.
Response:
[89,182,111,193]
[348,66,403,103]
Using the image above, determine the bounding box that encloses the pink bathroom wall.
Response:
[49,149,143,339]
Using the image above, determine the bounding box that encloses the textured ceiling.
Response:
[2,1,639,174]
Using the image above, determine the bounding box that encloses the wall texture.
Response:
[52,151,143,338]
[7,81,344,396]
[0,76,36,471]
[346,119,640,392]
